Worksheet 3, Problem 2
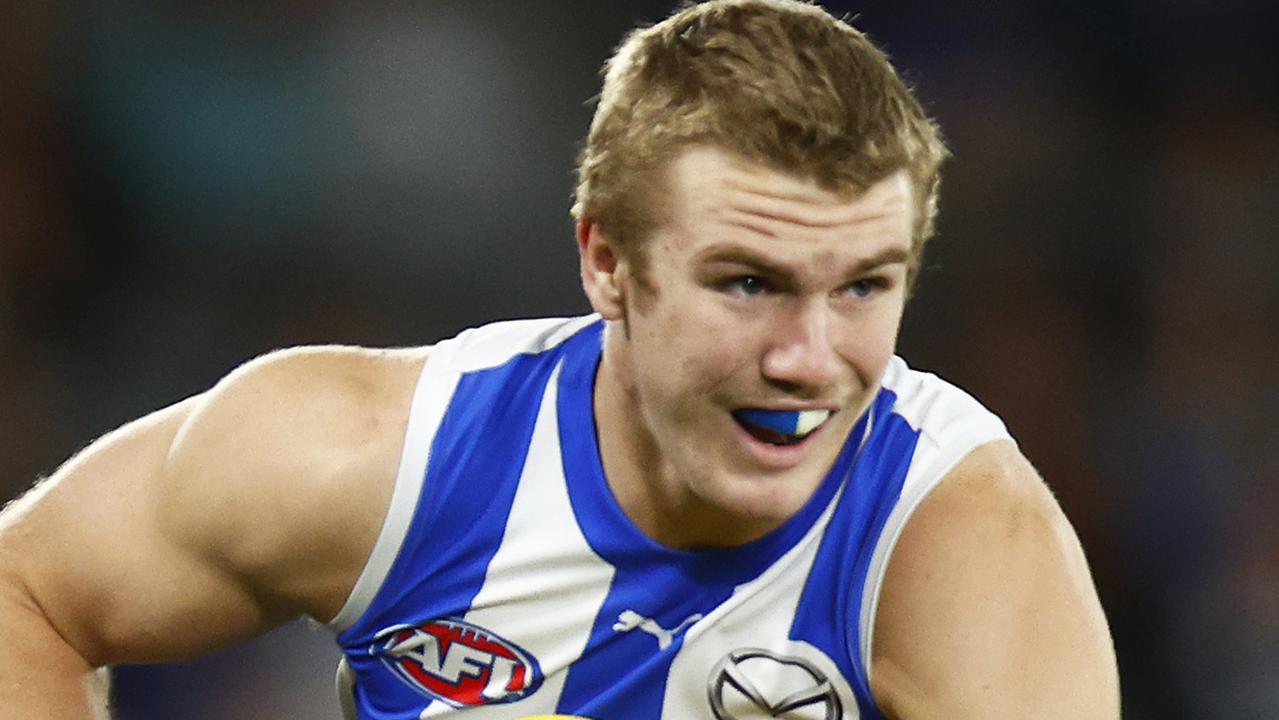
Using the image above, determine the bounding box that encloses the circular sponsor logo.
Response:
[707,647,842,720]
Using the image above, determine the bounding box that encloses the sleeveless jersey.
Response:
[328,315,1010,720]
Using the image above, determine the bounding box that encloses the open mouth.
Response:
[732,408,832,447]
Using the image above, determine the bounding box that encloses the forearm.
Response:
[0,590,110,720]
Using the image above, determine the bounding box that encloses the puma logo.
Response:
[612,610,703,650]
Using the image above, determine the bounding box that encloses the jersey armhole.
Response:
[325,351,462,633]
[324,315,600,633]
[855,413,1012,680]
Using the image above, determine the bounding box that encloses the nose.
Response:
[759,300,844,395]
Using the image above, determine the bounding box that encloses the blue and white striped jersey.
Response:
[329,315,1010,720]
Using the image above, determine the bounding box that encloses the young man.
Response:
[0,1,1119,718]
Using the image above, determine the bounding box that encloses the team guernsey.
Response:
[329,316,1010,720]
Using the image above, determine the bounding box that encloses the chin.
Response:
[708,470,817,524]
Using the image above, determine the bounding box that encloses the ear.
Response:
[577,219,628,320]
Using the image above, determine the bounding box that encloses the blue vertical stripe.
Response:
[789,389,920,719]
[554,321,872,719]
[336,345,569,718]
[335,315,927,720]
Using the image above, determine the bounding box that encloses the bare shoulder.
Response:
[175,343,429,476]
[164,344,430,620]
[870,440,1120,719]
[0,344,429,670]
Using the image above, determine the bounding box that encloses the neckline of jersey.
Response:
[555,319,872,588]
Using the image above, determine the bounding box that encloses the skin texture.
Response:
[871,439,1120,718]
[580,145,1119,715]
[581,146,913,548]
[0,346,425,718]
[0,145,1118,719]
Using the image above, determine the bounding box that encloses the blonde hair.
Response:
[572,0,948,287]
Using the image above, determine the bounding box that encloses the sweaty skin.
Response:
[580,146,1118,717]
[581,146,914,549]
[872,440,1120,718]
[0,146,1117,719]
[0,346,426,718]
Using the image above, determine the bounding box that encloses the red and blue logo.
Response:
[370,618,543,708]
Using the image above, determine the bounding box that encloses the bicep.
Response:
[870,440,1119,719]
[1,395,281,667]
[2,346,419,669]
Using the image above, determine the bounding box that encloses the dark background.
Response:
[3,1,1276,717]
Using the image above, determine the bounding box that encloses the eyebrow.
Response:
[696,243,911,277]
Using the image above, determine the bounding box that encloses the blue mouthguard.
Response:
[735,409,805,435]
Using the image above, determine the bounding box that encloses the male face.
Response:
[585,145,913,546]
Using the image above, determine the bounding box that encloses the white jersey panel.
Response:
[443,364,618,718]
[331,319,1018,720]
[429,316,601,375]
[856,356,1012,668]
[662,484,861,719]
[328,316,600,632]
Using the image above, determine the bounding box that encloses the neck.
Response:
[593,324,781,549]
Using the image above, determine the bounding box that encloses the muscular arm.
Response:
[870,440,1120,719]
[0,346,425,719]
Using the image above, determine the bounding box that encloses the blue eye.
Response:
[845,277,888,298]
[727,276,770,297]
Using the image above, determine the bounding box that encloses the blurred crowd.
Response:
[2,1,1276,718]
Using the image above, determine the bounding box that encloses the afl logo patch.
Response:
[370,618,543,708]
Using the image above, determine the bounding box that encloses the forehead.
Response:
[659,146,915,246]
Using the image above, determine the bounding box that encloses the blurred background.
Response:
[2,0,1276,717]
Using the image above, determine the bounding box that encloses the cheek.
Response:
[632,306,750,397]
[836,309,903,377]
[660,328,741,389]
